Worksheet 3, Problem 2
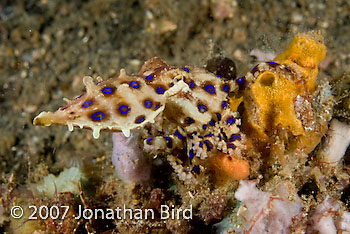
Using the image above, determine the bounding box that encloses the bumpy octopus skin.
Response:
[34,57,245,170]
[33,31,329,181]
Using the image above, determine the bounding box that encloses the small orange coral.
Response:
[209,152,250,181]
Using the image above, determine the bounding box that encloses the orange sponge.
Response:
[209,152,250,181]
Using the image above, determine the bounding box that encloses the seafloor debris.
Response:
[233,180,303,233]
[318,118,350,166]
[21,31,350,233]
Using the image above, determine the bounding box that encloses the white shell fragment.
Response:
[318,119,350,166]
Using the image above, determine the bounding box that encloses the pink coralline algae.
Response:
[234,180,303,234]
[310,196,340,234]
[111,132,151,185]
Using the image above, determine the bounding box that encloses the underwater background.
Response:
[1,0,350,233]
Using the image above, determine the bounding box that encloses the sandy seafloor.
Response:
[1,0,350,233]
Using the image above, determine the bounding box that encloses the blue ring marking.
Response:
[144,100,153,108]
[136,116,145,123]
[238,134,241,140]
[156,87,165,94]
[189,149,194,159]
[191,165,200,175]
[226,117,236,125]
[146,137,152,145]
[92,112,104,121]
[198,104,207,112]
[218,135,222,140]
[285,67,291,72]
[268,61,278,65]
[202,124,207,130]
[183,67,189,73]
[146,75,153,80]
[155,104,160,109]
[130,81,139,89]
[198,136,203,139]
[217,75,221,78]
[216,113,221,121]
[204,140,213,149]
[251,65,258,72]
[209,120,216,126]
[205,133,213,137]
[173,130,183,139]
[119,105,130,114]
[189,82,195,88]
[223,85,230,92]
[102,87,113,94]
[199,142,204,148]
[227,142,234,148]
[229,134,237,141]
[163,136,172,148]
[170,83,174,87]
[222,101,228,108]
[82,100,92,108]
[183,78,186,82]
[237,77,244,83]
[205,85,215,94]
